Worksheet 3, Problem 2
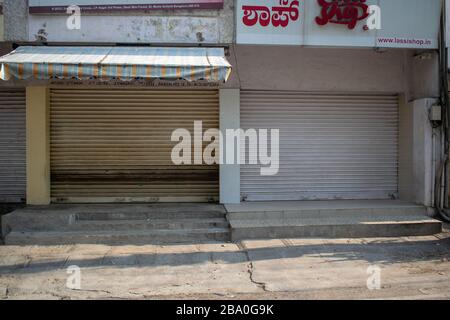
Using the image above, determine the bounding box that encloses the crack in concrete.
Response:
[128,290,146,297]
[246,261,269,292]
[237,242,269,292]
[77,288,113,295]
[48,292,71,300]
[7,289,71,300]
[101,248,114,264]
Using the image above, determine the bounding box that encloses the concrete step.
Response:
[1,204,230,245]
[1,204,227,234]
[229,215,442,241]
[226,205,427,220]
[73,218,230,231]
[225,200,442,240]
[76,211,226,221]
[4,228,231,245]
[17,203,226,215]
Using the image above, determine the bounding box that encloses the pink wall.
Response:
[224,45,439,101]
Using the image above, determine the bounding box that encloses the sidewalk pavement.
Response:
[0,228,449,300]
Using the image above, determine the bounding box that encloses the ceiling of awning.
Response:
[0,46,232,82]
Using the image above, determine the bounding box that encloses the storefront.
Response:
[0,46,231,204]
[240,90,399,201]
[232,0,442,204]
[50,87,220,203]
[0,88,26,203]
[0,0,443,207]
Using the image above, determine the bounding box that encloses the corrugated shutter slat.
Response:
[240,91,399,201]
[0,88,26,202]
[50,88,219,203]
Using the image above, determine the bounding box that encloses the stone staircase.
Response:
[1,201,444,245]
[1,204,230,245]
[225,200,443,241]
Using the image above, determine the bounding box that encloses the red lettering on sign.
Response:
[242,5,271,27]
[315,0,369,30]
[242,0,300,28]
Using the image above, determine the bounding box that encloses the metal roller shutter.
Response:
[240,91,399,201]
[50,88,219,203]
[0,88,26,203]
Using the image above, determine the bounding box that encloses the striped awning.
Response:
[0,46,232,82]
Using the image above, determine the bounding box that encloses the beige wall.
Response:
[26,86,50,205]
[405,51,440,101]
[230,45,439,100]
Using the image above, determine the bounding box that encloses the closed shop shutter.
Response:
[50,88,219,203]
[241,91,399,201]
[0,88,26,203]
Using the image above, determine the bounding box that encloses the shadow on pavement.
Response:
[1,236,449,275]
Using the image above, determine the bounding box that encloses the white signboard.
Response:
[375,0,441,49]
[237,0,442,49]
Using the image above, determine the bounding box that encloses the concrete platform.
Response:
[1,203,230,245]
[225,200,442,241]
[1,201,443,245]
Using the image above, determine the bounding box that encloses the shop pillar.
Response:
[26,86,50,205]
[219,88,240,204]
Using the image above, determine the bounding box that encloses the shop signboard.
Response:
[237,0,441,49]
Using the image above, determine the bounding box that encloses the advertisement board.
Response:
[29,0,224,13]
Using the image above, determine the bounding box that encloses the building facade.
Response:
[0,0,445,210]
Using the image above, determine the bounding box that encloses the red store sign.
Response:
[241,0,371,30]
[242,0,300,28]
[315,0,370,30]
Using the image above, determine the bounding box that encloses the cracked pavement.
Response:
[1,232,450,300]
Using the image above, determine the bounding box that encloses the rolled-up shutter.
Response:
[0,88,26,203]
[50,88,219,203]
[240,91,399,201]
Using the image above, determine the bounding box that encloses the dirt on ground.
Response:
[0,228,449,300]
